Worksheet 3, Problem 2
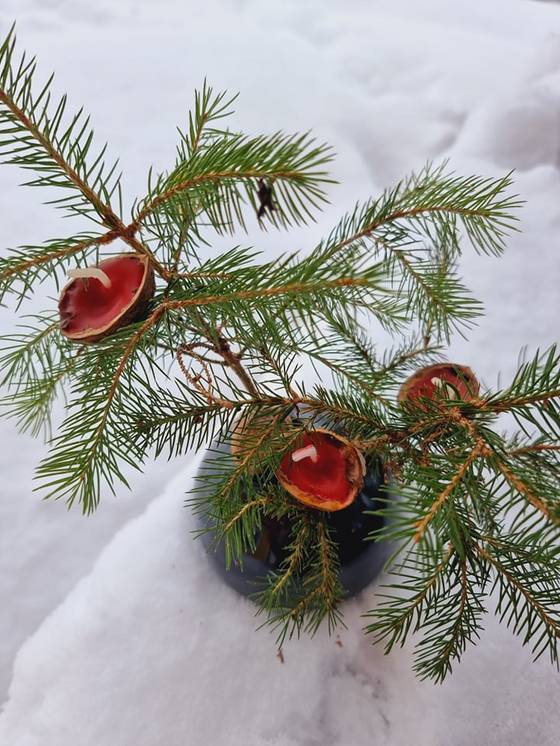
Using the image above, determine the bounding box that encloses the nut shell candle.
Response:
[59,254,155,343]
[278,428,366,512]
[398,363,479,404]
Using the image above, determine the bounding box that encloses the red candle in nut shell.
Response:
[59,254,155,343]
[278,429,366,512]
[398,363,479,404]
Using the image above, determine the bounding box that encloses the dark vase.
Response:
[195,437,389,599]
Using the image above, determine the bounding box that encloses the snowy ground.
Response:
[0,1,559,744]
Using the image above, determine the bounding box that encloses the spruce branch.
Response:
[0,25,122,226]
[132,131,334,235]
[490,454,558,525]
[324,163,520,259]
[414,438,488,543]
[33,320,165,512]
[0,230,115,306]
[0,312,78,436]
[317,164,520,341]
[256,516,344,645]
[0,24,557,684]
[477,541,560,664]
[364,543,457,652]
[413,556,486,682]
[0,26,170,278]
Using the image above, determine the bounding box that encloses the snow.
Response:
[0,0,559,744]
[1,460,558,746]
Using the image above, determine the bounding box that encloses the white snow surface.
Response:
[0,0,560,744]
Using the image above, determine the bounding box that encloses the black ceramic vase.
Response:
[196,436,389,599]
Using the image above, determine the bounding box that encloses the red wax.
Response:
[406,366,473,401]
[279,432,351,504]
[60,256,146,336]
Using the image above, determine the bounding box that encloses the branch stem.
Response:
[0,87,168,279]
[130,169,309,229]
[414,439,487,543]
[476,544,560,638]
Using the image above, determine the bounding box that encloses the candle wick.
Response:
[67,267,112,289]
[431,377,458,400]
[292,444,319,463]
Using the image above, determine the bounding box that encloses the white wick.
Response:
[67,267,112,289]
[431,377,458,400]
[291,444,318,463]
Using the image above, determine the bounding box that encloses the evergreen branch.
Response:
[370,337,439,384]
[132,129,334,238]
[414,439,487,543]
[256,517,344,645]
[0,312,61,387]
[140,83,237,271]
[0,312,79,436]
[0,25,122,225]
[325,164,520,259]
[488,453,560,525]
[132,168,315,229]
[481,390,560,411]
[167,277,376,309]
[365,544,456,652]
[131,387,250,459]
[266,519,310,599]
[314,164,520,340]
[413,557,485,682]
[302,387,387,439]
[222,496,269,535]
[477,543,560,663]
[0,230,116,304]
[509,443,560,457]
[223,410,288,492]
[297,347,392,406]
[180,81,238,159]
[477,345,560,412]
[34,318,164,511]
[190,410,301,567]
[391,249,482,339]
[280,324,437,408]
[0,26,168,277]
[316,521,342,616]
[1,349,81,437]
[3,34,557,684]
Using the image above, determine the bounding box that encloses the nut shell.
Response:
[277,428,365,512]
[59,254,155,343]
[398,363,479,404]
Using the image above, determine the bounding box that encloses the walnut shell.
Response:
[59,254,155,343]
[277,428,365,512]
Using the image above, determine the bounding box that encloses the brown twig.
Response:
[176,343,234,408]
[414,439,487,543]
[508,444,560,457]
[473,391,560,412]
[222,496,269,534]
[0,87,170,279]
[491,457,556,523]
[0,230,121,283]
[214,333,260,397]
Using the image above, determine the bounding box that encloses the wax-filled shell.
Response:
[398,363,479,404]
[278,429,365,512]
[59,254,155,343]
